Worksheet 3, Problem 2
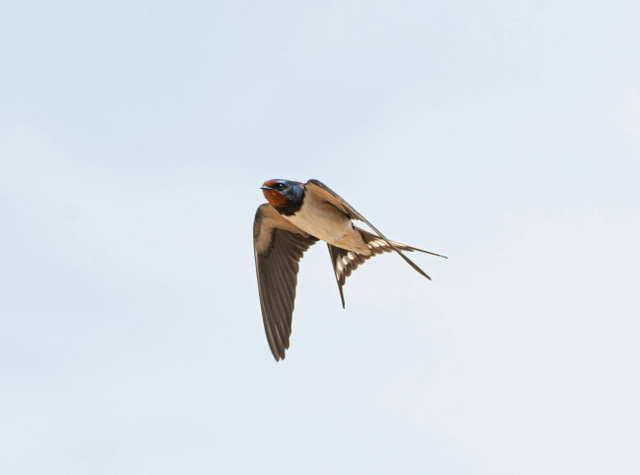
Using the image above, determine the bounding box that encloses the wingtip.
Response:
[270,347,285,362]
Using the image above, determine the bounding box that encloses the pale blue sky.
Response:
[1,1,639,474]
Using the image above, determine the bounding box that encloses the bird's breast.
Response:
[284,195,370,255]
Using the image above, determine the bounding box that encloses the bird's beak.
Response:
[261,185,274,191]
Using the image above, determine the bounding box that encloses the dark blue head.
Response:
[261,179,304,215]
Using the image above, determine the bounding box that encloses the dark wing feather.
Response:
[254,204,318,361]
[328,227,446,308]
[306,179,442,280]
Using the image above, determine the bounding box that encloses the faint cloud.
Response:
[624,81,640,152]
[381,209,640,475]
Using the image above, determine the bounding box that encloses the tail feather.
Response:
[327,227,446,307]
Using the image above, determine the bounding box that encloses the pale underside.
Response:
[283,190,371,255]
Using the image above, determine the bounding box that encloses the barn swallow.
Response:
[254,179,446,361]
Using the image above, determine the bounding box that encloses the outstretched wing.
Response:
[305,179,439,280]
[254,204,318,361]
[328,227,447,308]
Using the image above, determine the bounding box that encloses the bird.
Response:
[253,178,446,361]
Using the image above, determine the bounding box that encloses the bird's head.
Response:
[261,179,304,214]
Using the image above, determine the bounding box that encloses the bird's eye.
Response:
[276,183,285,190]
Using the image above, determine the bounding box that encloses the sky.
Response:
[1,1,640,474]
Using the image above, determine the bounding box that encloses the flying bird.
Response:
[253,179,446,361]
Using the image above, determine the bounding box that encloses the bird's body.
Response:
[254,178,446,361]
[284,190,371,255]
